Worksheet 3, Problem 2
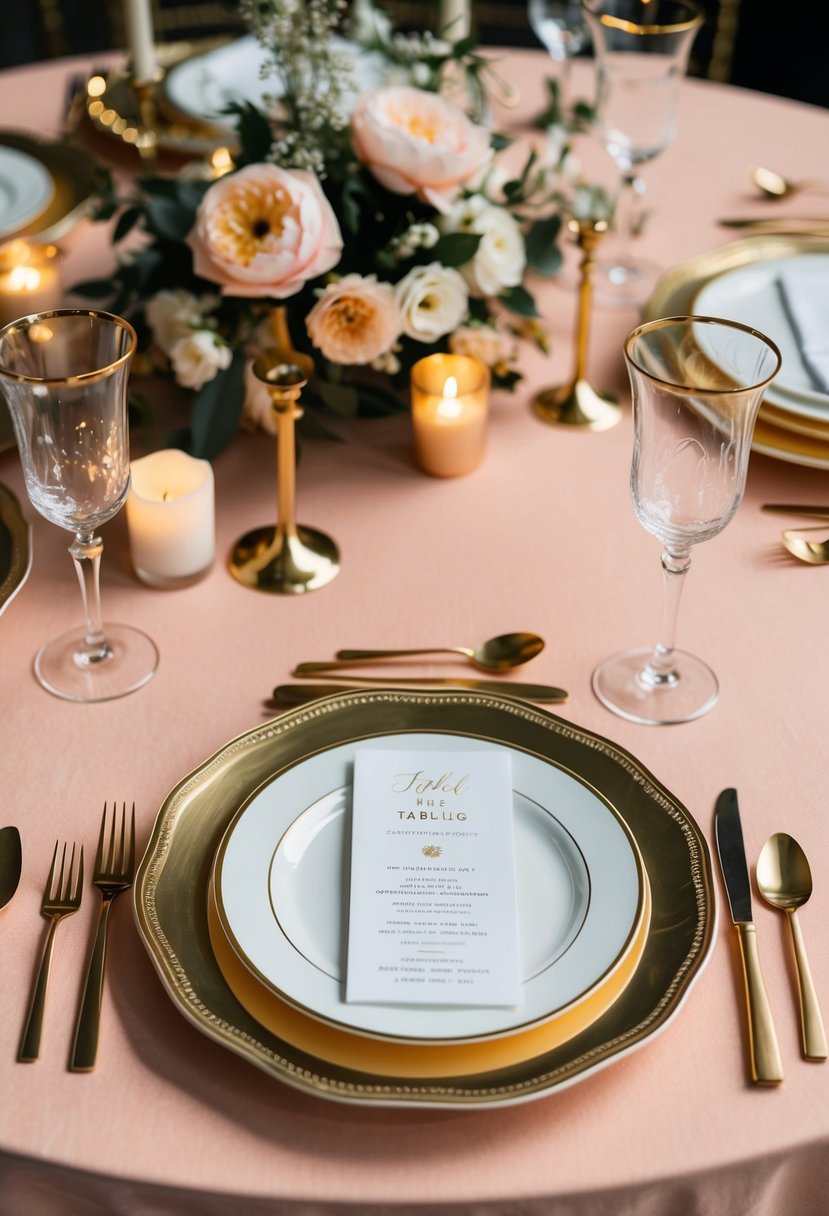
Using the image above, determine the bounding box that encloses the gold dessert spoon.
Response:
[295,631,545,676]
[750,165,829,200]
[781,528,829,565]
[756,833,827,1061]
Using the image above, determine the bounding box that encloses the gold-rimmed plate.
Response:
[134,689,715,1108]
[0,131,100,245]
[646,235,829,467]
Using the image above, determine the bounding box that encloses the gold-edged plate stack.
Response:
[134,689,715,1108]
[645,235,829,469]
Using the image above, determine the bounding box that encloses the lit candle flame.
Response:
[437,375,462,419]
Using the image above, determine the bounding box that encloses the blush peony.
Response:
[187,164,343,299]
[351,86,493,213]
[306,275,402,365]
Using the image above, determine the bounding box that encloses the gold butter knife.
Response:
[762,504,829,518]
[272,679,568,704]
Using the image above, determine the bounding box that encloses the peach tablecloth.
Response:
[1,49,828,1216]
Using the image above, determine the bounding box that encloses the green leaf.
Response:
[430,231,482,268]
[490,132,513,152]
[145,196,197,242]
[113,206,142,244]
[189,351,246,460]
[525,215,563,277]
[226,102,273,165]
[297,412,345,442]
[316,379,360,417]
[70,277,116,300]
[499,285,540,318]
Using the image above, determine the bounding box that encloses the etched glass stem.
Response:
[69,533,111,666]
[640,549,692,688]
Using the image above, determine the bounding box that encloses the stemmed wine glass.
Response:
[592,316,781,725]
[581,0,702,305]
[0,309,158,702]
[528,0,589,114]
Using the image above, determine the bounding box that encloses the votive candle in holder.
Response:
[410,353,489,478]
[126,449,215,588]
[0,242,62,327]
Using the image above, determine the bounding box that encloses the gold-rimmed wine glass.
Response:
[0,309,158,701]
[592,315,781,725]
[582,0,702,305]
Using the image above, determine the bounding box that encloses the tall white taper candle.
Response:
[440,0,471,40]
[125,0,158,83]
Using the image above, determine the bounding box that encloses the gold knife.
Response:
[762,503,829,519]
[719,218,829,234]
[272,679,569,704]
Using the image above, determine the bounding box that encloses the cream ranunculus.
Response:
[351,86,492,213]
[439,195,526,298]
[394,263,468,342]
[187,163,343,299]
[449,324,514,368]
[305,274,402,365]
[170,330,232,391]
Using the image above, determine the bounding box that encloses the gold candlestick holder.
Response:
[131,77,161,176]
[533,218,621,431]
[228,340,340,595]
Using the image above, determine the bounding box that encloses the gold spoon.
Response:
[0,825,21,911]
[781,527,829,565]
[751,165,829,200]
[294,631,545,677]
[756,833,827,1060]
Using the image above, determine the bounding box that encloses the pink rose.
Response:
[306,274,402,365]
[187,164,343,299]
[351,86,493,213]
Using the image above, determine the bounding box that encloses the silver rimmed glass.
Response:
[582,0,702,305]
[0,309,159,702]
[592,316,781,725]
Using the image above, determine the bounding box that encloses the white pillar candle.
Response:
[411,354,489,478]
[124,0,158,84]
[126,450,215,588]
[440,0,471,40]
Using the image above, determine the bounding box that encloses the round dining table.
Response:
[0,41,828,1216]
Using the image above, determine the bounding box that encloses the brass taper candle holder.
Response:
[533,218,621,431]
[228,337,339,595]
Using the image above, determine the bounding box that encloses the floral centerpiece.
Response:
[80,0,585,458]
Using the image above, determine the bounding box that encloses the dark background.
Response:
[4,1,828,109]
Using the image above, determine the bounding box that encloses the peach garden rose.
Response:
[187,164,343,299]
[351,86,493,213]
[305,275,402,365]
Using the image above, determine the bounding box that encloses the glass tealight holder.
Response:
[411,354,490,478]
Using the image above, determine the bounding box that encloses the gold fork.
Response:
[69,802,135,1072]
[18,841,84,1063]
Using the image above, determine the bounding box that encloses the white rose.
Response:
[170,330,232,391]
[440,195,526,298]
[146,289,206,356]
[394,263,468,342]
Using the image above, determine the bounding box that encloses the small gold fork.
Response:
[18,841,84,1063]
[69,802,135,1072]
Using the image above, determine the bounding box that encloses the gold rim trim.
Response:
[0,309,137,386]
[624,315,782,396]
[585,1,703,35]
[134,690,716,1107]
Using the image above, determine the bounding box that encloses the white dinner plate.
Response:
[214,732,644,1044]
[164,34,385,127]
[0,145,54,240]
[693,253,829,420]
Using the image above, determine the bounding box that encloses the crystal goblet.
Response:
[592,316,781,725]
[0,309,158,701]
[582,0,702,305]
[528,0,589,113]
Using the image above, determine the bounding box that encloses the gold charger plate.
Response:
[134,689,715,1109]
[645,235,829,468]
[0,482,30,614]
[0,131,100,245]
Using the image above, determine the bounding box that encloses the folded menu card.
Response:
[345,748,520,1007]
